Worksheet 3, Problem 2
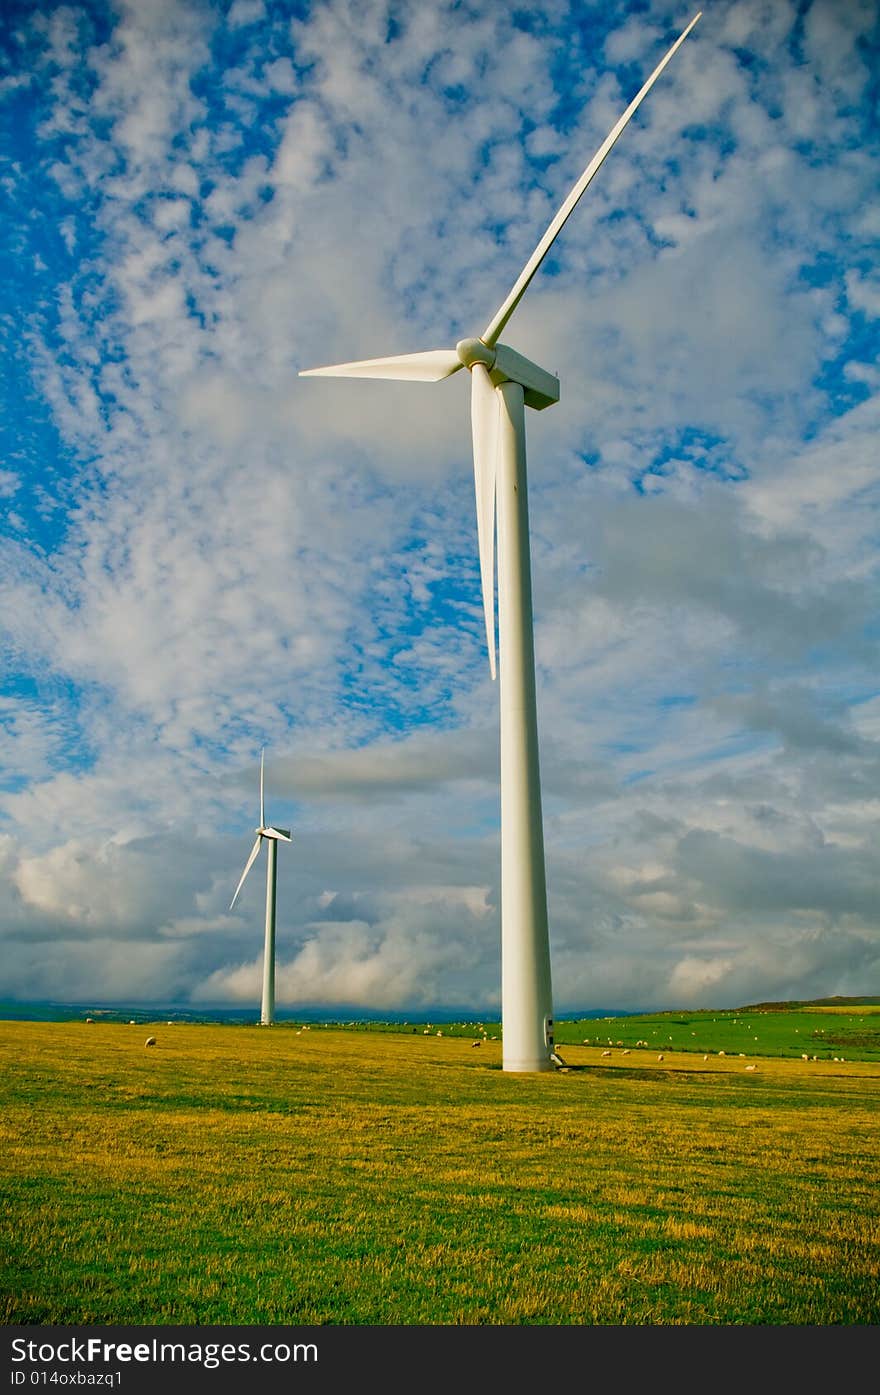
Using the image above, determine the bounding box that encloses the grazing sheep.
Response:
[703,1055,709,1061]
[718,1050,725,1057]
[471,1040,481,1048]
[144,1036,157,1048]
[802,1054,809,1061]
[657,1054,664,1062]
[622,1049,630,1056]
[85,1017,94,1024]
[601,1049,612,1057]
[745,1064,757,1072]
[129,1020,136,1025]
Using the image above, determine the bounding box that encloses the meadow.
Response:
[2,1007,879,1326]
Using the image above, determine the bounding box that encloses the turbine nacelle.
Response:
[457,338,560,411]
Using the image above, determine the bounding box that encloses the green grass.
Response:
[553,1003,880,1061]
[2,1018,879,1325]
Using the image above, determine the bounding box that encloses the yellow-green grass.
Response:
[2,1020,879,1325]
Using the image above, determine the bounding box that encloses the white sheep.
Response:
[144,1036,157,1048]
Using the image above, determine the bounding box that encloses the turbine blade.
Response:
[230,835,263,910]
[265,826,292,842]
[260,747,265,830]
[481,11,701,348]
[299,349,462,382]
[470,363,499,681]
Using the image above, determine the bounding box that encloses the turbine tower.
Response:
[230,748,292,1026]
[301,15,700,1070]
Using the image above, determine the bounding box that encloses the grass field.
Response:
[341,1000,880,1063]
[2,1011,879,1325]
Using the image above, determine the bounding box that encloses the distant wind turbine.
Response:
[300,14,701,1070]
[230,748,292,1026]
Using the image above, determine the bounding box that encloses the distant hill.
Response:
[740,996,880,1011]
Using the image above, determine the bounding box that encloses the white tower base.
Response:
[497,381,554,1072]
[261,838,277,1026]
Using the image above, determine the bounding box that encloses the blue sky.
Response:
[1,0,878,1014]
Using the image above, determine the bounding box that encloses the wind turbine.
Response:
[300,14,701,1070]
[230,747,292,1026]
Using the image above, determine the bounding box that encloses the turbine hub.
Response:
[456,337,496,371]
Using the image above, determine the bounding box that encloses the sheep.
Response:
[703,1054,709,1061]
[657,1054,664,1062]
[601,1049,612,1057]
[745,1064,757,1072]
[622,1049,630,1056]
[144,1036,157,1048]
[802,1054,809,1061]
[471,1040,481,1048]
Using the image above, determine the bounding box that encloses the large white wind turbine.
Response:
[301,14,701,1070]
[230,748,292,1026]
